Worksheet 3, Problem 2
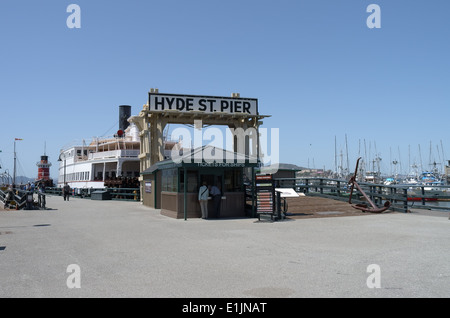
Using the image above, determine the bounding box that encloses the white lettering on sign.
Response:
[148,94,258,116]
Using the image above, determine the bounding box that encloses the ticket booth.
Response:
[141,146,259,219]
[130,90,271,219]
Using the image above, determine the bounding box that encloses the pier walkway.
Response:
[0,195,449,298]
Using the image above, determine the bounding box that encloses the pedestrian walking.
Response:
[63,183,71,201]
[38,182,46,208]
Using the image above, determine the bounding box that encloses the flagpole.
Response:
[13,139,16,186]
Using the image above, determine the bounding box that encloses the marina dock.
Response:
[0,195,449,298]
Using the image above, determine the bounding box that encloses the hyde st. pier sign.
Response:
[148,93,258,116]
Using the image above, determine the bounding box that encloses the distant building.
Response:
[297,168,328,178]
[259,163,303,188]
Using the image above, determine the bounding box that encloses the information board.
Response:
[255,175,275,216]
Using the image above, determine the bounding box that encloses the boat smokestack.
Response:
[119,105,132,132]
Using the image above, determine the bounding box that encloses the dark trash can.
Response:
[91,190,111,200]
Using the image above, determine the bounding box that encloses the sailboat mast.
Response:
[389,147,392,176]
[364,139,367,177]
[334,135,337,175]
[429,141,432,170]
[418,144,423,172]
[13,140,16,186]
[408,145,411,172]
[345,134,349,176]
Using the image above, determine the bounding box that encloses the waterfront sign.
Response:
[148,93,258,116]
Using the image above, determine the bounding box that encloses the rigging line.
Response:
[15,156,29,179]
[100,120,119,137]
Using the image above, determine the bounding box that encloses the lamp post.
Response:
[3,169,11,185]
[6,169,11,185]
[0,170,9,185]
[58,152,67,186]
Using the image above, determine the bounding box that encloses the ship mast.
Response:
[13,138,22,186]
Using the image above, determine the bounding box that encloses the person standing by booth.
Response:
[198,181,209,219]
[210,182,222,218]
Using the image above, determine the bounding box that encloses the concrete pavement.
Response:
[0,195,449,298]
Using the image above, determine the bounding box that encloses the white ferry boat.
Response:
[58,105,181,190]
[57,121,141,189]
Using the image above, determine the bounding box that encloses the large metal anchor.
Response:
[348,157,391,213]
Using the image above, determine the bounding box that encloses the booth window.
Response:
[162,168,178,192]
[179,170,198,193]
[224,169,243,192]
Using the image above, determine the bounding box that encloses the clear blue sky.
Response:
[1,0,449,181]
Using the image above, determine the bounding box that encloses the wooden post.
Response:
[421,186,426,206]
[403,188,408,213]
[251,167,256,218]
[183,167,187,221]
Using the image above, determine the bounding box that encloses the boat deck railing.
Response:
[88,149,140,160]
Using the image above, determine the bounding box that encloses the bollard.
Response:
[276,191,281,220]
[26,191,34,210]
[403,188,408,213]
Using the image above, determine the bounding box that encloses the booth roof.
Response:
[263,163,304,171]
[141,145,259,175]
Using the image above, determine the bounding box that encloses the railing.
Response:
[45,187,140,201]
[405,184,450,211]
[0,188,36,210]
[1,184,140,209]
[296,177,409,213]
[88,149,139,160]
[272,177,450,213]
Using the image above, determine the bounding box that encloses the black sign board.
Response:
[255,174,275,219]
